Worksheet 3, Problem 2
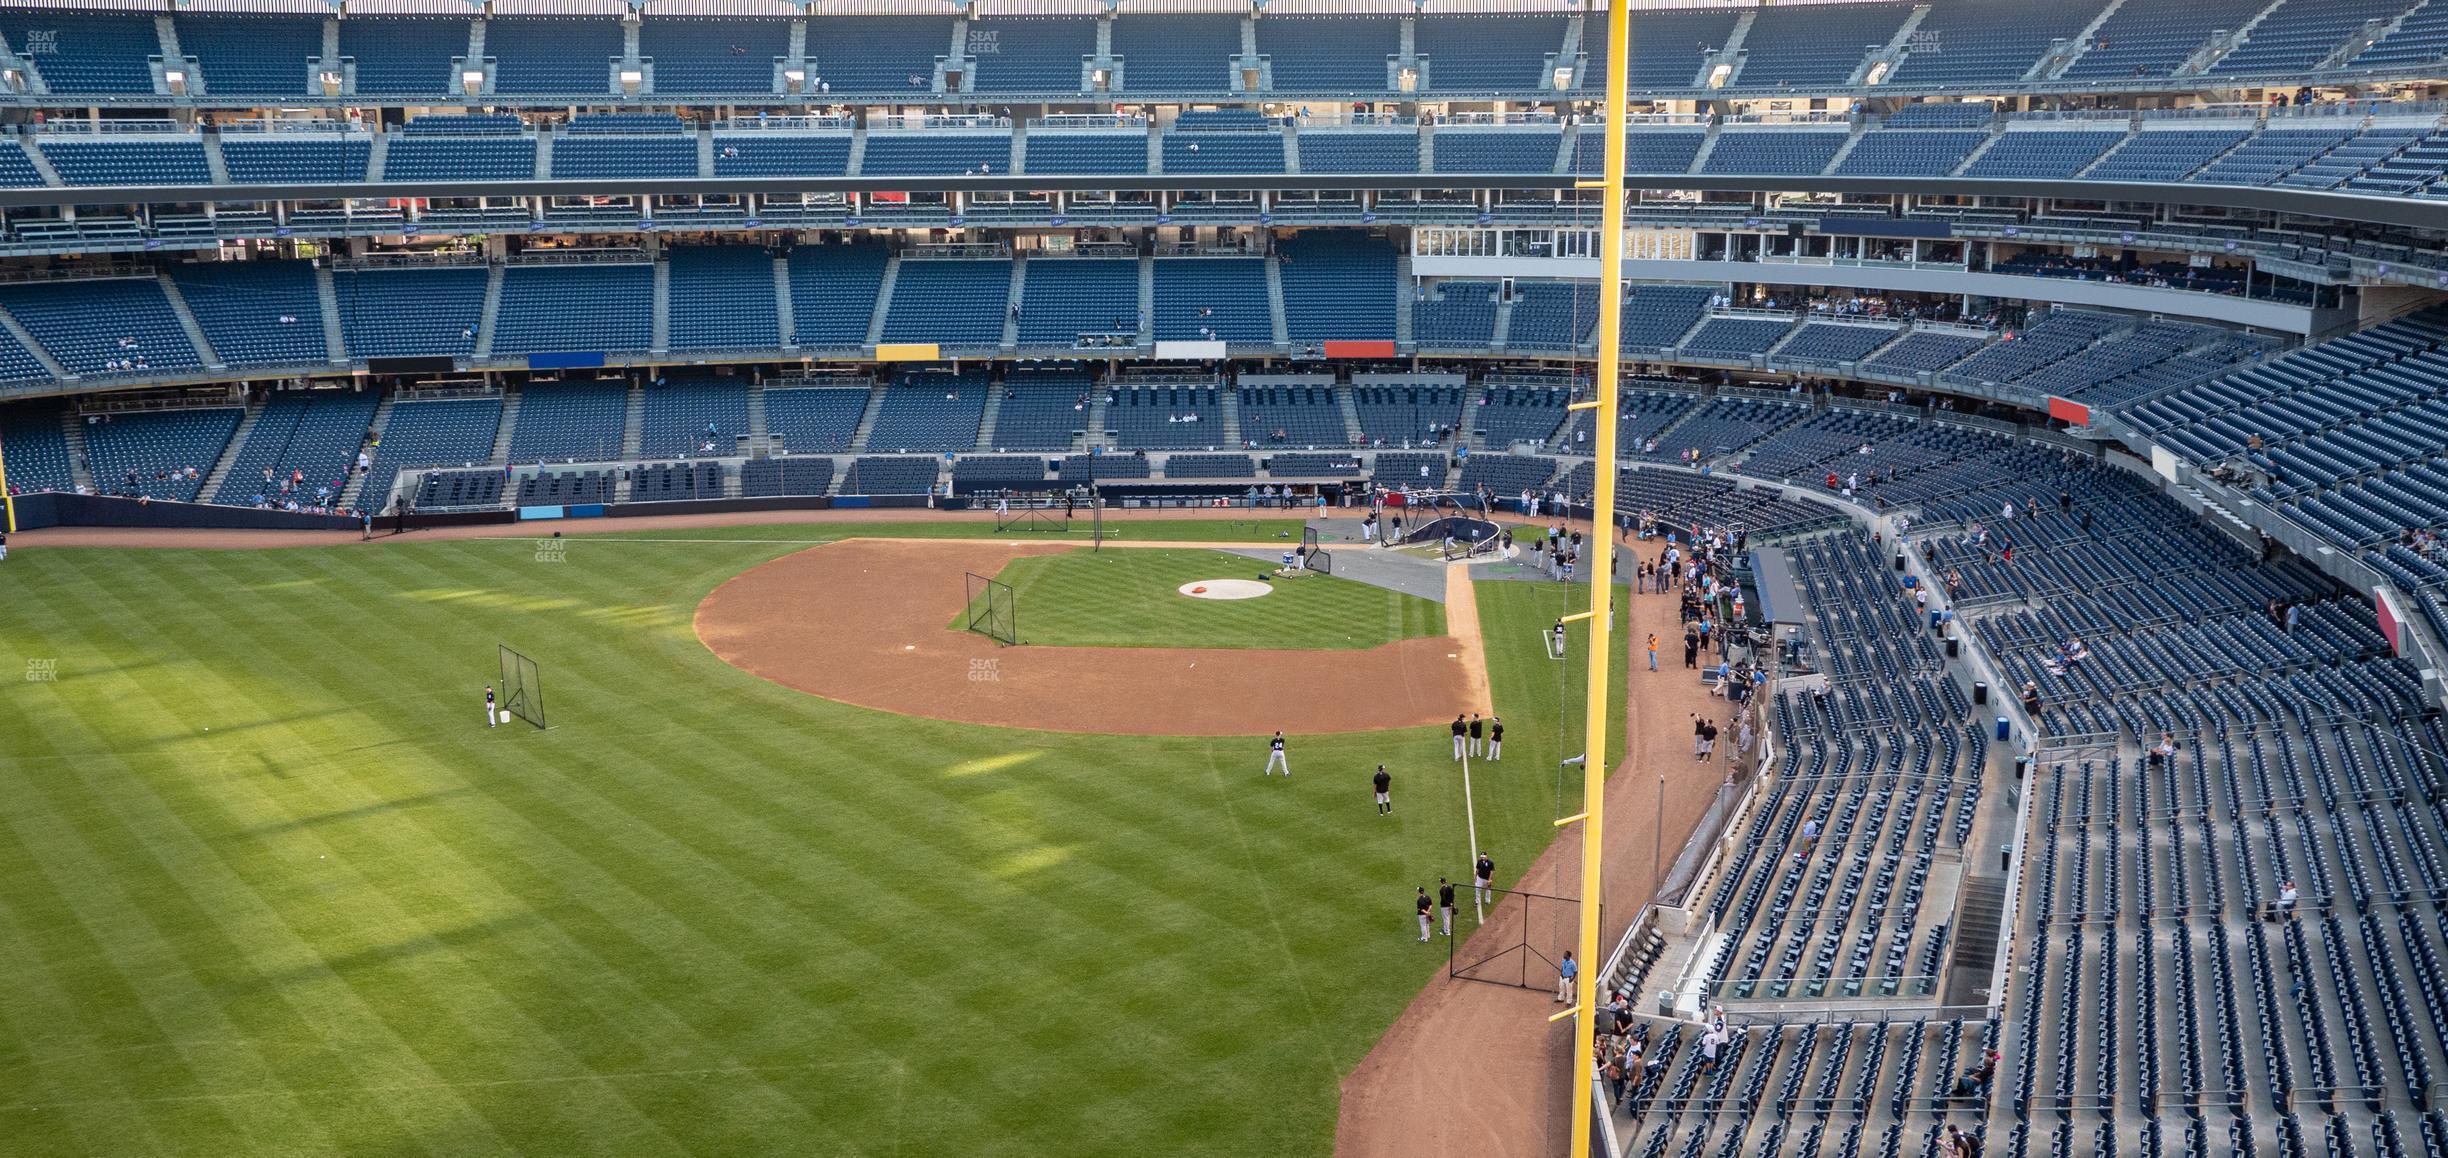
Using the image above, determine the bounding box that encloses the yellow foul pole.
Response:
[0,421,16,534]
[1565,0,1633,1151]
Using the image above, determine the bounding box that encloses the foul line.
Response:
[1460,745,1484,924]
[0,1061,863,1113]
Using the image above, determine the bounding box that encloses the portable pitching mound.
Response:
[1177,579,1272,600]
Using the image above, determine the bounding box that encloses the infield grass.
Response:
[0,529,1613,1157]
[979,547,1445,650]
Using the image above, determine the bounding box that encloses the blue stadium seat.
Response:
[788,245,888,348]
[171,260,327,368]
[1024,130,1149,175]
[37,137,211,187]
[762,388,868,453]
[1109,15,1241,95]
[0,11,164,94]
[211,388,379,505]
[339,17,469,96]
[1153,257,1271,343]
[1254,16,1397,93]
[712,132,851,177]
[220,134,371,183]
[964,18,1095,93]
[85,407,242,500]
[639,18,788,95]
[508,379,629,464]
[358,395,503,511]
[1016,259,1138,347]
[0,278,203,376]
[332,267,486,359]
[491,263,654,356]
[804,16,956,93]
[862,132,1011,176]
[483,19,621,96]
[1413,16,1566,92]
[0,400,74,490]
[1278,233,1395,342]
[638,374,752,459]
[1433,128,1561,174]
[881,259,1011,347]
[180,14,322,97]
[666,245,780,353]
[1297,130,1419,174]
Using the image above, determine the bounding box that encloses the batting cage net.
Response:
[1302,525,1333,575]
[497,644,547,729]
[964,572,1018,645]
[1450,887,1586,991]
[993,504,1070,534]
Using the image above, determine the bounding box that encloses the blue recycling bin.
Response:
[1995,716,2011,742]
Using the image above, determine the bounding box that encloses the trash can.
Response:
[2000,843,2013,871]
[1656,990,1676,1017]
[1946,638,1961,659]
[1973,681,1988,704]
[1894,553,1907,572]
[1929,610,1943,631]
[1996,715,2011,742]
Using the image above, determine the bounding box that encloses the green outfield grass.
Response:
[976,547,1445,650]
[581,516,1308,544]
[0,531,1611,1157]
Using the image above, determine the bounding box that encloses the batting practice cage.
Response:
[497,644,547,729]
[1302,525,1333,575]
[964,572,1018,645]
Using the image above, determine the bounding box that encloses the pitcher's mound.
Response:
[1178,579,1273,600]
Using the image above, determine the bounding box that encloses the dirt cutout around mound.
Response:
[1336,520,1727,1158]
[694,538,1481,736]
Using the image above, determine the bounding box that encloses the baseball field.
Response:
[0,516,1628,1156]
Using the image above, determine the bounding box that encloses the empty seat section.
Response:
[1017,259,1137,346]
[882,260,1012,348]
[1297,131,1419,174]
[1278,233,1395,342]
[1703,130,1846,175]
[2061,0,2266,79]
[179,14,322,96]
[1865,330,1988,373]
[1024,131,1148,175]
[0,278,202,375]
[788,245,888,348]
[1413,281,1497,348]
[1619,285,1715,351]
[638,18,789,94]
[508,380,628,463]
[0,11,164,94]
[2354,0,2448,65]
[868,373,987,452]
[761,388,868,452]
[491,263,654,355]
[664,245,780,353]
[210,389,379,505]
[552,132,698,179]
[1103,386,1222,450]
[1432,129,1560,174]
[381,126,537,182]
[1354,384,1463,446]
[221,136,371,183]
[339,17,469,96]
[638,376,751,458]
[0,141,44,187]
[2084,128,2249,182]
[1153,258,1271,342]
[989,370,1094,450]
[38,138,211,186]
[1682,316,1797,359]
[1736,4,1906,87]
[1109,15,1240,94]
[1254,16,1396,92]
[804,16,955,92]
[0,401,73,490]
[357,396,503,510]
[484,19,621,95]
[1780,322,1902,363]
[170,260,327,367]
[2194,128,2355,185]
[1885,0,2105,86]
[711,133,850,176]
[964,18,1096,93]
[1508,282,1596,350]
[1959,129,2125,179]
[85,407,243,500]
[1835,130,1988,176]
[1586,8,1741,89]
[2211,0,2414,74]
[1575,127,1706,174]
[1412,15,1566,92]
[332,267,486,358]
[1164,120,1284,174]
[1238,385,1347,447]
[738,456,835,497]
[862,133,1010,176]
[841,455,941,494]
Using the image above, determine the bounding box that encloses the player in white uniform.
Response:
[484,685,498,728]
[1264,730,1290,776]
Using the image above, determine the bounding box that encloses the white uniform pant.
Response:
[1453,735,1465,760]
[1440,905,1453,936]
[1476,877,1492,906]
[1265,750,1289,775]
[1418,913,1432,941]
[1488,740,1502,761]
[486,704,498,727]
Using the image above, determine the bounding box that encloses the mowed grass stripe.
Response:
[41,549,623,1153]
[0,536,1589,1156]
[987,547,1445,650]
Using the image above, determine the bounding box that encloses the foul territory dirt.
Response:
[694,538,1481,735]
